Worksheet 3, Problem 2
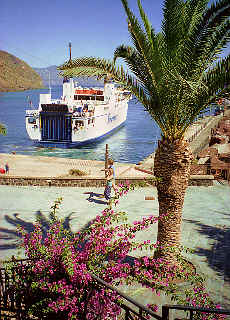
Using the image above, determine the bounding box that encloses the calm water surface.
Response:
[0,86,161,163]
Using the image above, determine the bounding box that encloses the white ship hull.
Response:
[25,79,131,148]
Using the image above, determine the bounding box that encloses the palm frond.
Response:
[113,45,158,100]
[137,0,165,84]
[203,55,230,99]
[201,0,230,30]
[190,0,230,58]
[120,0,157,85]
[59,57,112,79]
[58,56,149,105]
[161,0,186,58]
[193,20,230,73]
[173,0,208,73]
[137,0,155,46]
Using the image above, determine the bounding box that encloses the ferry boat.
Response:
[25,78,131,147]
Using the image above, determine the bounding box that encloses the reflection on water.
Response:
[0,87,161,163]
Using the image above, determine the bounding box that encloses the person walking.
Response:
[104,166,113,204]
[100,158,117,198]
[5,162,9,174]
[107,159,117,193]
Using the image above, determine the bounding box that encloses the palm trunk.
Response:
[154,138,193,262]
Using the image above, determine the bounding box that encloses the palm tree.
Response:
[58,0,230,263]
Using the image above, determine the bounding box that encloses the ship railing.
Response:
[49,99,64,104]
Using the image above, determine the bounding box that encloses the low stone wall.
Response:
[0,175,214,187]
[188,175,214,186]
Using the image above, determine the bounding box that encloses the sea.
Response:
[0,85,161,164]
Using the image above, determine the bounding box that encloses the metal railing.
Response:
[0,258,38,320]
[1,258,230,320]
[89,272,161,320]
[162,304,230,320]
[0,258,160,320]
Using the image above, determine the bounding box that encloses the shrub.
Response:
[69,168,87,176]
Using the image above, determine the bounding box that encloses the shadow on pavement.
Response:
[84,192,108,205]
[0,211,74,252]
[185,219,230,281]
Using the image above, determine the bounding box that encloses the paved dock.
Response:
[0,183,229,313]
[0,111,229,316]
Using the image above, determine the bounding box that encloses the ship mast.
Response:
[69,42,72,61]
[48,71,51,95]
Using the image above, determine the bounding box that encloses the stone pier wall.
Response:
[0,175,214,187]
[190,114,224,157]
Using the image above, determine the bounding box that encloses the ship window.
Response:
[75,120,84,126]
[96,96,104,101]
[73,120,84,130]
[74,95,104,101]
[28,117,36,124]
[41,104,68,112]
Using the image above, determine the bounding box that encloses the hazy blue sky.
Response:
[1,0,164,68]
[1,0,229,69]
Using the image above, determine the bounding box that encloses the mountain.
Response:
[0,50,43,92]
[33,65,63,87]
[33,65,104,87]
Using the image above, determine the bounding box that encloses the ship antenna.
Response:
[69,42,72,61]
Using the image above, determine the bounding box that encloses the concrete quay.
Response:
[0,183,229,312]
[0,114,229,315]
[188,113,226,157]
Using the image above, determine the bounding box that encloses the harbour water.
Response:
[0,86,161,163]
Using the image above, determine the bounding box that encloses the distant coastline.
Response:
[0,86,47,93]
[0,50,43,92]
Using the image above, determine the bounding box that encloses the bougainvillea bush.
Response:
[9,182,226,320]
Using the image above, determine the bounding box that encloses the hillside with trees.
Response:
[0,50,43,92]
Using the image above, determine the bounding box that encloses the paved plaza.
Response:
[0,183,230,314]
